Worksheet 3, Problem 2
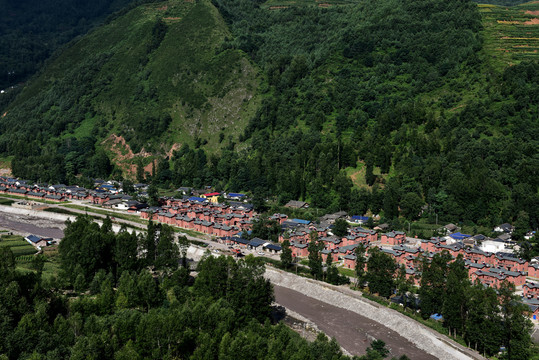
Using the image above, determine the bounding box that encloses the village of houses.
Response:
[1,175,539,320]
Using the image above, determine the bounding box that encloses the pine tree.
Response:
[143,218,157,265]
[442,255,470,337]
[155,224,179,271]
[325,253,339,285]
[354,243,366,288]
[308,232,323,280]
[366,247,397,297]
[281,240,292,269]
[499,281,533,360]
[419,251,451,318]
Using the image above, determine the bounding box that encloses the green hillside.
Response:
[2,0,261,178]
[0,0,537,230]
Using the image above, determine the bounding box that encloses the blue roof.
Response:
[248,238,266,247]
[449,232,471,240]
[265,244,281,251]
[352,215,370,221]
[291,219,311,225]
[234,238,250,245]
[229,193,245,197]
[188,196,207,202]
[26,235,41,243]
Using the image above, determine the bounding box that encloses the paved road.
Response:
[274,285,437,359]
[0,197,281,260]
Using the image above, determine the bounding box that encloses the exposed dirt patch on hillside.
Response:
[102,134,181,178]
[524,18,539,25]
[166,143,182,158]
[526,10,539,16]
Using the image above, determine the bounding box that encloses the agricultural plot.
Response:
[0,234,37,257]
[480,2,539,70]
[261,0,355,9]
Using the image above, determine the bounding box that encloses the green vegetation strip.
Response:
[44,207,141,231]
[60,204,147,224]
[0,194,58,204]
[0,198,14,206]
[56,204,207,238]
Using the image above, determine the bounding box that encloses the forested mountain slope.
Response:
[0,0,138,90]
[2,0,261,179]
[0,0,537,229]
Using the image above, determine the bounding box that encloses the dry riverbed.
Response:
[266,268,485,360]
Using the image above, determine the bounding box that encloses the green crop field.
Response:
[0,234,37,257]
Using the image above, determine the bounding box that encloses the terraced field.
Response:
[0,234,37,258]
[261,0,354,9]
[480,1,539,70]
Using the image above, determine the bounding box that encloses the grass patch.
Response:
[260,257,313,277]
[61,204,147,224]
[189,239,209,247]
[0,198,14,206]
[362,292,391,306]
[16,256,61,281]
[45,207,142,231]
[0,194,60,204]
[61,204,207,237]
[174,227,206,238]
[409,218,493,238]
[338,266,355,278]
[43,207,76,215]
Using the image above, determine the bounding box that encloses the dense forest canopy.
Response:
[0,0,538,230]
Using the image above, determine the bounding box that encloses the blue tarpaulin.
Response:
[449,232,471,240]
[291,219,311,225]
